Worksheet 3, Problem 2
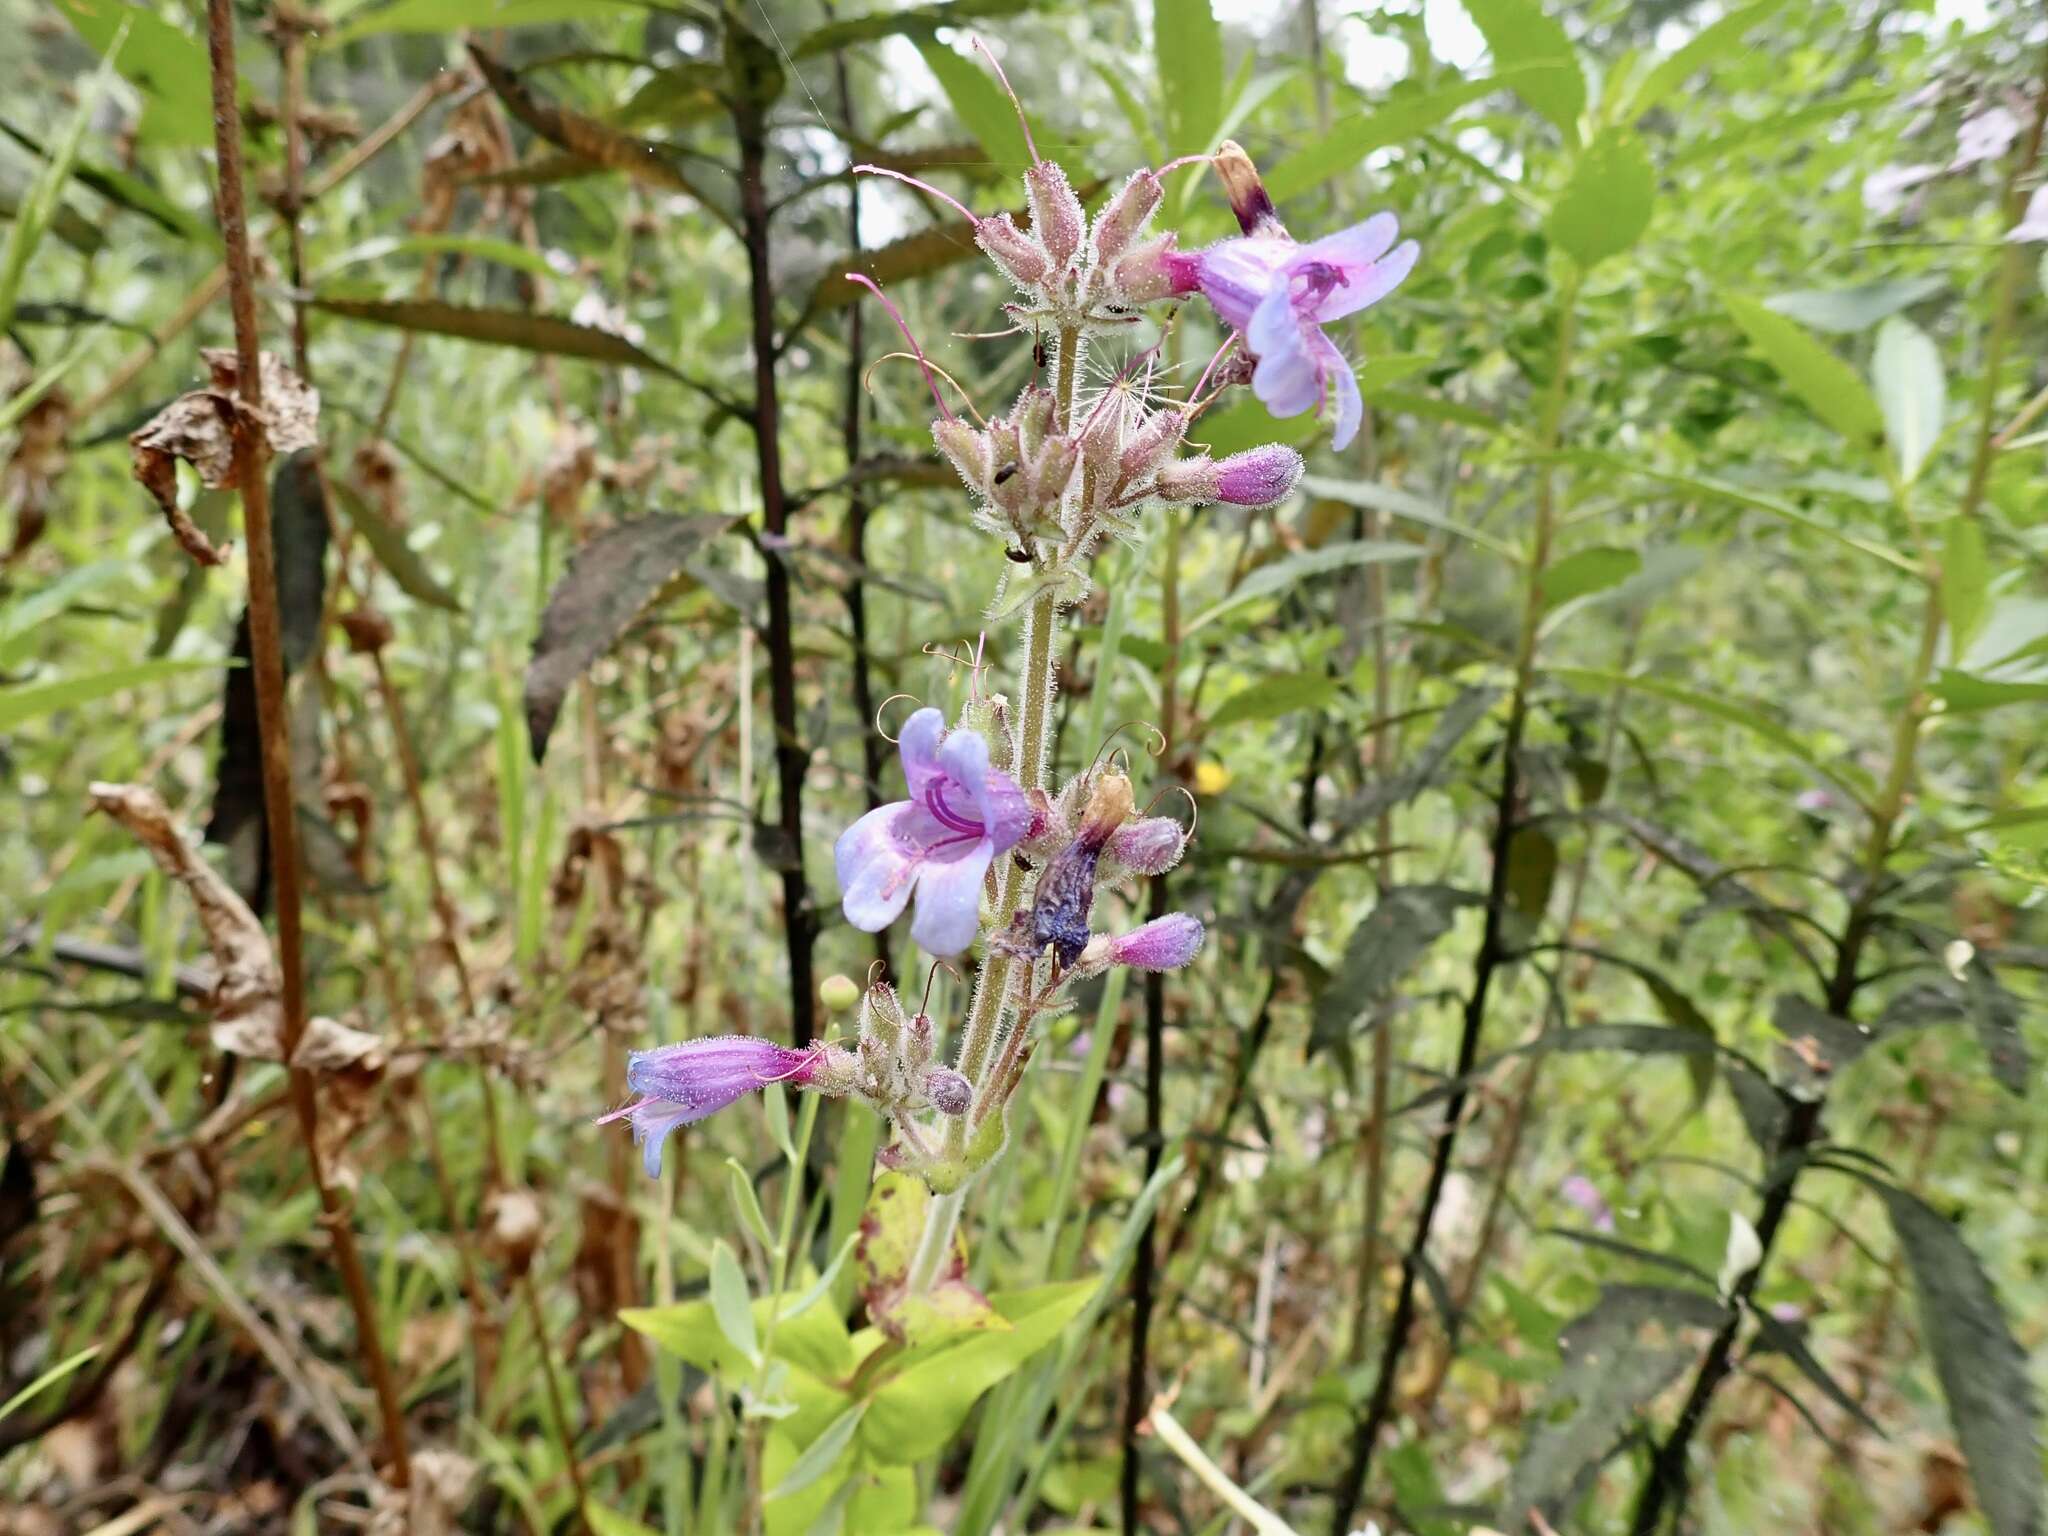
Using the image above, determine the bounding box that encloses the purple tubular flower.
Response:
[599,1036,819,1177]
[1560,1173,1615,1233]
[1106,913,1205,971]
[1170,214,1418,451]
[1215,444,1306,507]
[835,707,1031,956]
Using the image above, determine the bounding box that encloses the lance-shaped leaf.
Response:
[328,479,462,613]
[466,47,730,223]
[525,515,736,762]
[1724,294,1885,446]
[1344,686,1500,825]
[1875,1182,2045,1536]
[1310,885,1479,1056]
[311,297,690,379]
[793,0,1036,57]
[1505,1285,1732,1527]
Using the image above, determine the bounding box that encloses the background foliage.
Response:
[3,0,2047,1533]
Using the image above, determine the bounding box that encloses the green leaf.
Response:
[1542,545,1640,609]
[0,118,209,243]
[1267,74,1515,202]
[1187,542,1423,633]
[587,1505,660,1536]
[1942,517,1991,661]
[1933,670,2048,713]
[312,297,692,379]
[1309,886,1479,1055]
[1504,825,1558,923]
[766,1403,868,1503]
[0,1345,100,1422]
[792,0,1035,57]
[1875,1184,2045,1536]
[1626,0,1784,120]
[328,481,463,615]
[860,1280,1095,1465]
[329,0,644,44]
[1765,274,1946,335]
[725,1159,776,1252]
[1506,1285,1732,1523]
[0,33,126,337]
[524,515,735,762]
[1155,0,1223,157]
[51,0,212,146]
[1460,0,1585,137]
[710,1241,759,1365]
[0,660,219,733]
[854,1172,1003,1346]
[1545,665,1876,810]
[1207,672,1339,730]
[0,560,128,669]
[622,1290,854,1381]
[1547,129,1655,267]
[1723,294,1885,446]
[1872,316,1946,485]
[916,39,1033,172]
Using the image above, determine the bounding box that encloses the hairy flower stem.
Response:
[205,0,411,1485]
[907,325,1084,1294]
[1330,269,1581,1536]
[1630,67,2044,1533]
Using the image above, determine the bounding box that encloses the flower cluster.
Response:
[601,109,1416,1198]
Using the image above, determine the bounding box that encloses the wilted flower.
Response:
[1030,771,1134,965]
[599,1036,826,1177]
[1168,145,1416,454]
[835,707,1032,956]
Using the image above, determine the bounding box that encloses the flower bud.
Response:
[906,1011,934,1072]
[1113,234,1190,304]
[1014,387,1057,458]
[925,1068,972,1116]
[820,973,861,1012]
[1155,455,1221,504]
[1092,170,1162,266]
[1119,408,1186,484]
[1026,160,1085,269]
[860,981,906,1051]
[1107,913,1205,971]
[935,418,992,494]
[1027,435,1080,509]
[1214,444,1305,508]
[1107,816,1186,876]
[976,213,1049,288]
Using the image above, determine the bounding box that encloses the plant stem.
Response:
[735,85,817,1051]
[1122,504,1181,1535]
[1329,267,1582,1536]
[521,1271,591,1531]
[204,0,411,1486]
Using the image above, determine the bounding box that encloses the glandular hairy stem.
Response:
[908,325,1083,1295]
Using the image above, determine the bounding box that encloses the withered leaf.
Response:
[128,350,320,567]
[525,514,735,762]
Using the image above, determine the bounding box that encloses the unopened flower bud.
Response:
[1014,388,1057,457]
[1026,160,1085,269]
[1155,455,1221,504]
[935,419,992,493]
[1028,436,1080,508]
[977,213,1049,288]
[1107,913,1206,971]
[906,1011,934,1071]
[820,973,861,1012]
[1114,234,1188,304]
[1214,444,1305,507]
[925,1068,972,1116]
[1093,169,1162,265]
[1119,408,1185,483]
[1108,816,1186,876]
[860,982,906,1050]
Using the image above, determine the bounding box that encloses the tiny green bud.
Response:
[820,973,861,1012]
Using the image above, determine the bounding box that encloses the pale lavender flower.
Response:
[1106,913,1206,971]
[1862,163,1939,217]
[1953,105,2019,168]
[1560,1173,1615,1233]
[1169,215,1417,451]
[1157,444,1306,509]
[835,707,1031,956]
[1107,815,1188,877]
[2009,185,2048,242]
[599,1036,821,1177]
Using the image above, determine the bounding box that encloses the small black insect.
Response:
[993,461,1020,485]
[1005,545,1033,564]
[1032,333,1048,370]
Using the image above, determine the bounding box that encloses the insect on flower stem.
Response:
[844,272,955,422]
